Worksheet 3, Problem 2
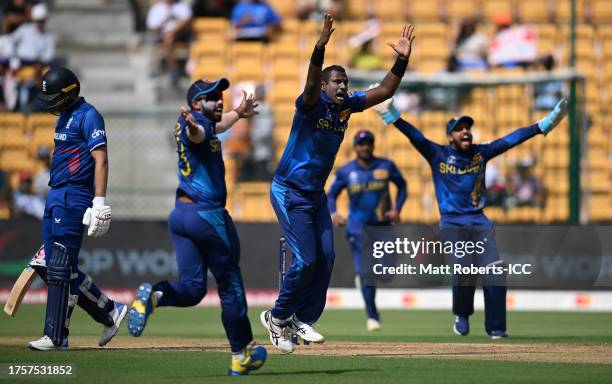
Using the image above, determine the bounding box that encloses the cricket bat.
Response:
[3,245,46,317]
[3,266,37,316]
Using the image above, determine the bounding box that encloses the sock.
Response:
[232,349,247,362]
[154,291,163,301]
[271,315,289,326]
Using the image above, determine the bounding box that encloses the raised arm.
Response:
[484,99,567,160]
[216,90,259,133]
[301,14,335,111]
[364,25,415,109]
[372,97,439,161]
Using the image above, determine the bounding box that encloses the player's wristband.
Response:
[92,197,106,207]
[311,46,325,66]
[391,56,408,77]
[381,105,401,125]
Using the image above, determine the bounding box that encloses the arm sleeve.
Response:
[389,162,407,212]
[295,94,318,114]
[327,171,347,213]
[346,91,366,113]
[181,117,214,146]
[83,109,107,152]
[393,118,440,162]
[481,124,541,160]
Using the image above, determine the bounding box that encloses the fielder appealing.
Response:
[29,67,124,351]
[327,130,407,331]
[261,14,415,353]
[374,97,568,338]
[126,79,266,376]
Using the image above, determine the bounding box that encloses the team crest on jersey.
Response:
[470,153,483,166]
[373,169,389,180]
[339,108,351,122]
[210,136,221,152]
[65,116,74,130]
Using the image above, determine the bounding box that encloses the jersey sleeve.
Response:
[393,118,441,162]
[345,91,366,113]
[83,108,107,151]
[327,168,347,213]
[181,117,215,147]
[295,93,319,114]
[480,124,540,160]
[389,161,407,212]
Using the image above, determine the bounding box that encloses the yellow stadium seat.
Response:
[409,0,441,22]
[31,127,54,148]
[347,0,372,20]
[446,0,482,21]
[266,0,294,18]
[0,113,25,129]
[0,127,28,149]
[374,0,406,20]
[591,0,612,23]
[26,113,55,133]
[0,149,33,172]
[517,0,551,23]
[192,18,228,36]
[556,0,585,23]
[190,39,226,59]
[192,57,226,81]
[482,0,514,21]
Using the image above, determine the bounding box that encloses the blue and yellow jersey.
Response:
[49,98,106,192]
[174,111,226,209]
[327,157,407,229]
[274,90,366,191]
[393,119,541,216]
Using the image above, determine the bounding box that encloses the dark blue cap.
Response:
[186,78,230,107]
[354,130,375,145]
[446,115,474,134]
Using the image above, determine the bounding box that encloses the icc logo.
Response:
[42,80,46,92]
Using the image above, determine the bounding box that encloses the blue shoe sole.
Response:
[127,284,152,337]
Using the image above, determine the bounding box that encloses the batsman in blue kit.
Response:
[327,130,407,331]
[126,78,267,376]
[373,96,568,339]
[261,14,415,353]
[29,67,125,351]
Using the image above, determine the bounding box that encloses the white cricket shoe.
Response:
[27,335,68,351]
[260,310,293,354]
[288,315,325,343]
[99,302,128,347]
[367,318,382,332]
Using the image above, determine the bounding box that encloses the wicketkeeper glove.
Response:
[537,98,568,136]
[368,83,400,125]
[82,197,111,237]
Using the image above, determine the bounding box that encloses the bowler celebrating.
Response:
[261,14,415,353]
[327,130,407,331]
[373,96,568,338]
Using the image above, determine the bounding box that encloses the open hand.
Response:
[235,90,259,118]
[388,24,415,61]
[316,13,335,48]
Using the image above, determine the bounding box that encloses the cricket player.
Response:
[261,14,415,353]
[29,67,124,350]
[373,96,568,338]
[327,130,407,331]
[126,79,266,376]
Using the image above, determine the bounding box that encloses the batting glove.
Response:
[82,197,111,237]
[368,83,400,125]
[537,98,568,136]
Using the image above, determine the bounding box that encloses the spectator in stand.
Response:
[33,144,51,200]
[485,161,507,207]
[0,169,12,218]
[448,17,489,72]
[146,0,193,85]
[192,0,236,18]
[4,3,55,112]
[230,0,281,43]
[534,55,564,110]
[12,170,45,220]
[349,19,383,70]
[241,84,274,181]
[2,0,32,33]
[505,157,545,208]
[295,0,344,21]
[488,13,537,69]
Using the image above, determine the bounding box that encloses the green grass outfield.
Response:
[0,305,611,383]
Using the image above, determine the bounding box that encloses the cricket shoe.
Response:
[489,330,509,340]
[27,335,68,351]
[228,342,267,376]
[127,283,157,337]
[367,318,382,332]
[453,316,470,336]
[259,310,293,353]
[99,302,128,346]
[288,315,325,343]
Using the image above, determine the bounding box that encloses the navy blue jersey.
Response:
[49,98,106,190]
[174,111,226,208]
[274,90,366,191]
[327,157,407,227]
[394,119,540,216]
